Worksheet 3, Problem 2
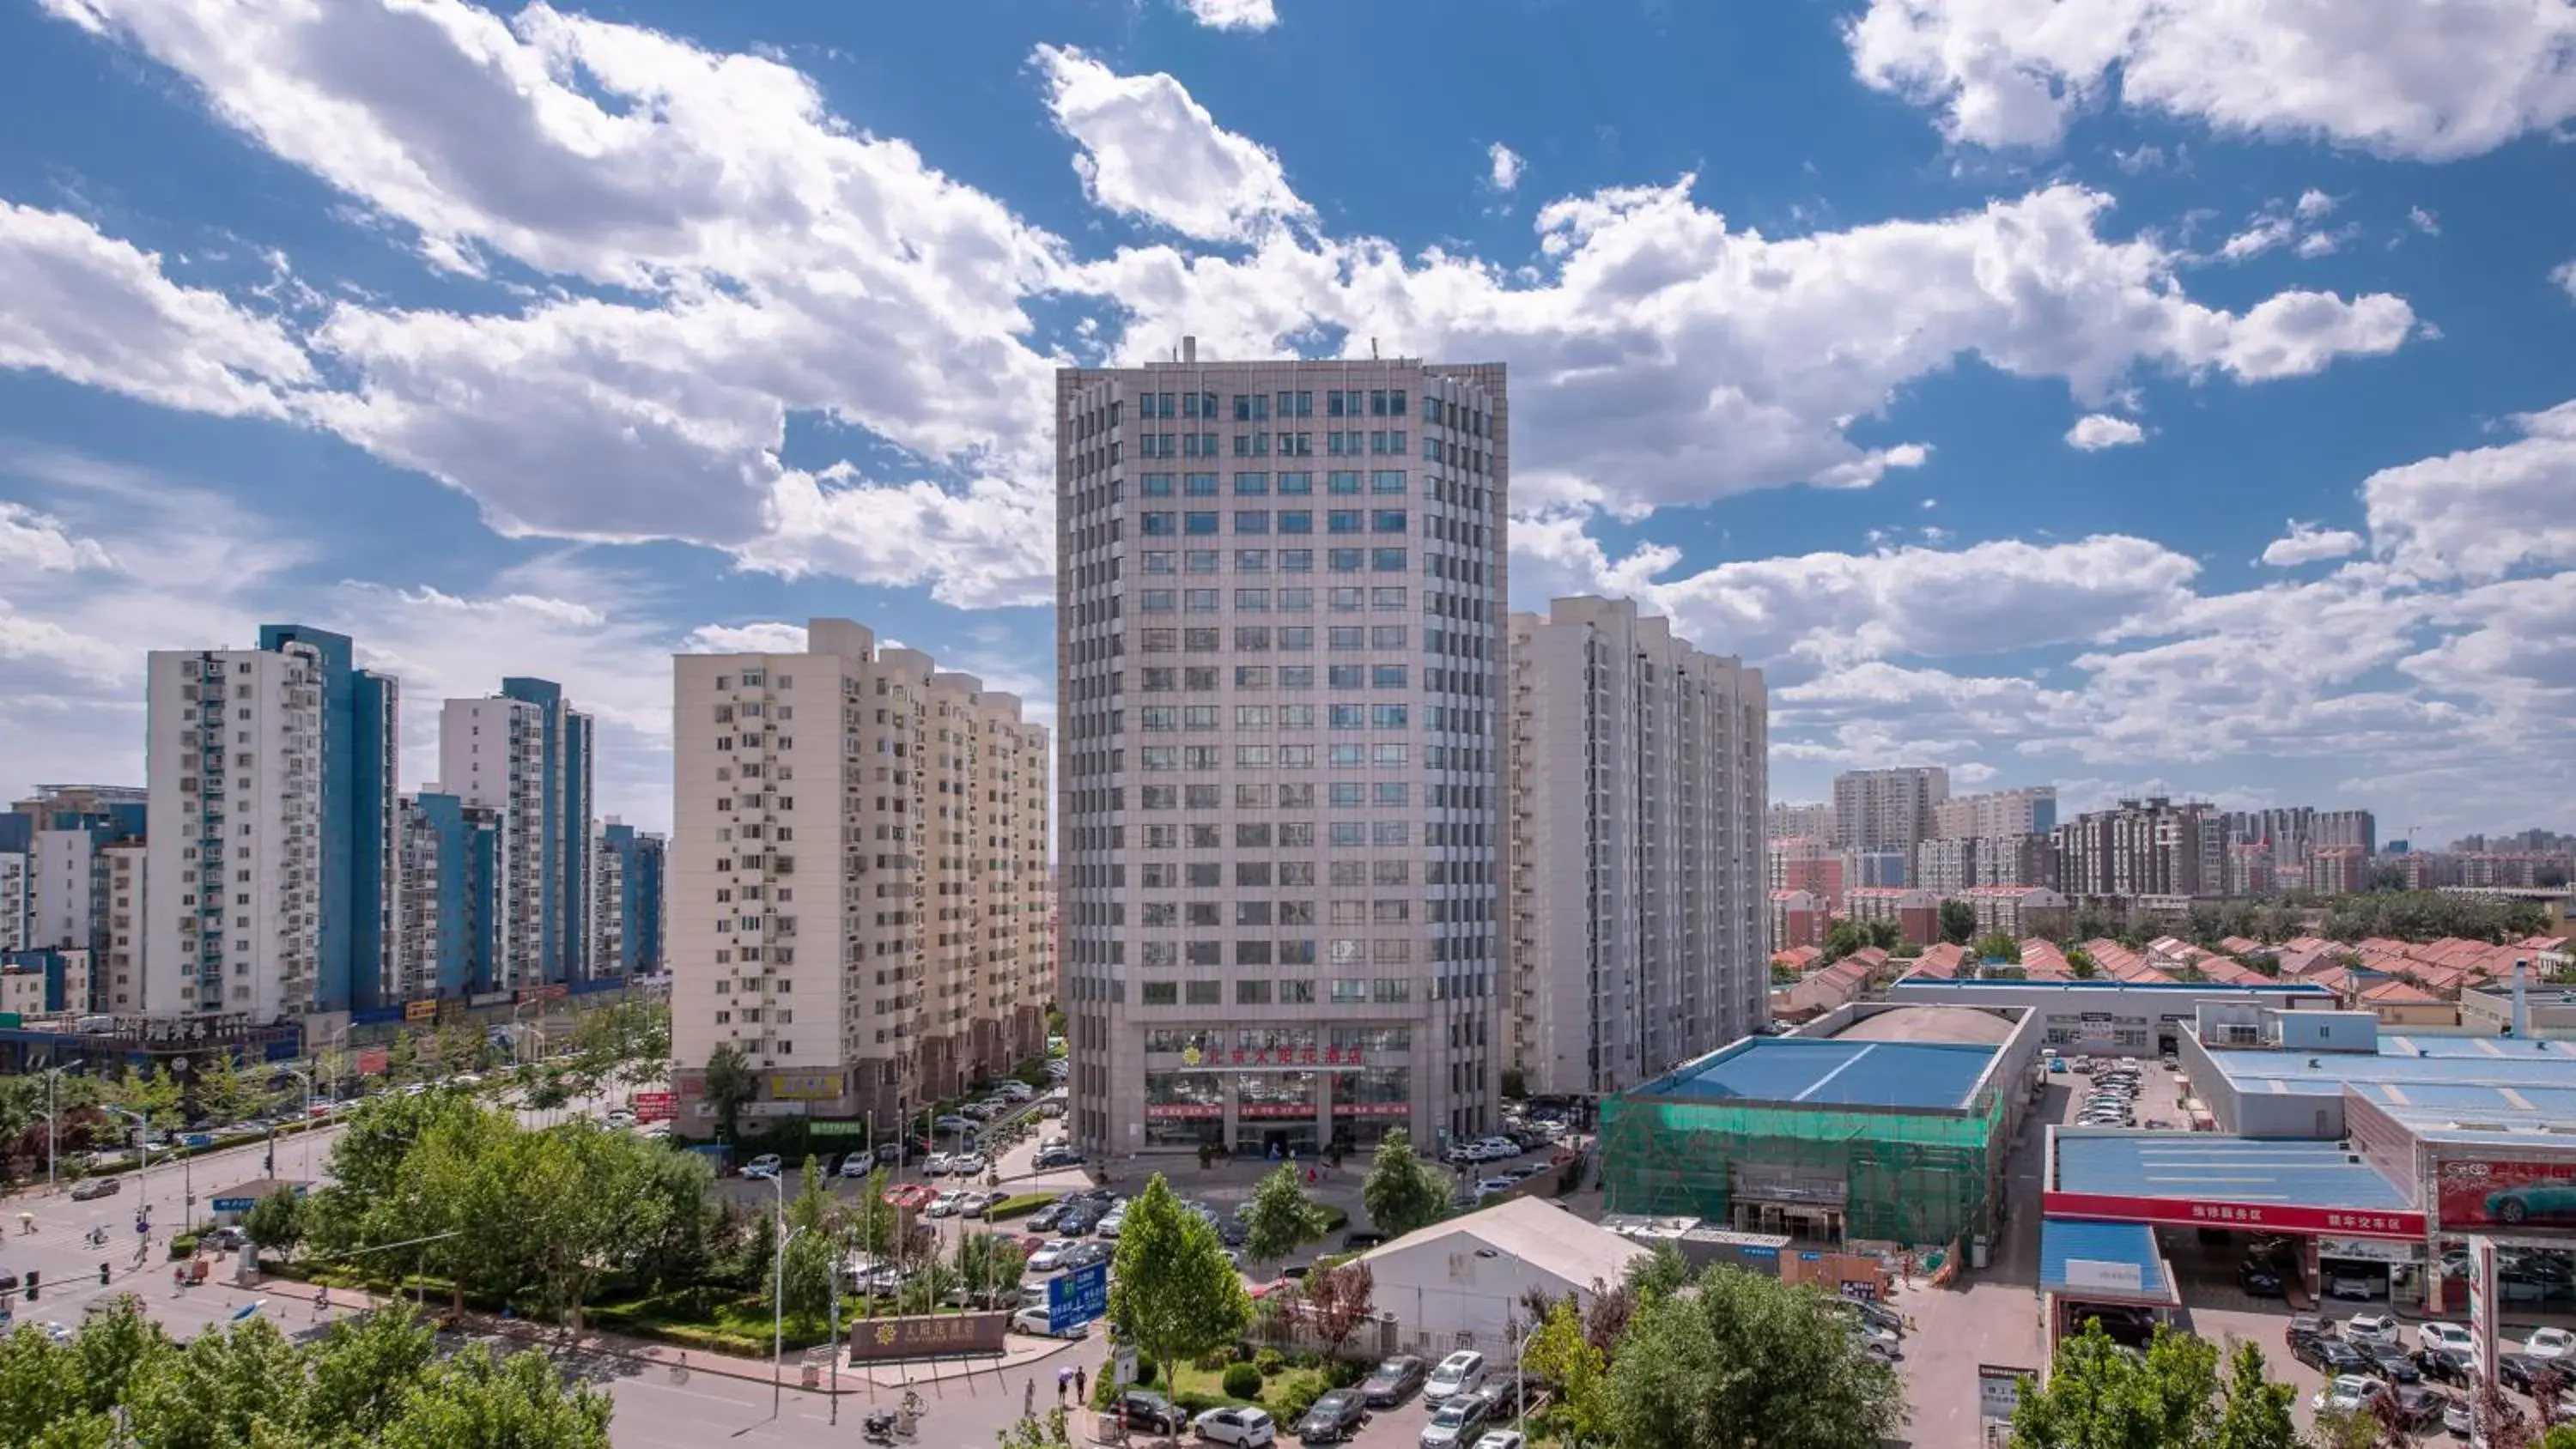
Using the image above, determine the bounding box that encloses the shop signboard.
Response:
[2433,1157,2576,1232]
[768,1072,839,1101]
[355,1046,390,1076]
[404,1000,438,1023]
[2468,1235,2498,1391]
[1330,1102,1410,1117]
[1143,1103,1222,1119]
[847,1312,1007,1363]
[2316,1236,2420,1265]
[2042,1190,2424,1239]
[1978,1366,2032,1422]
[631,1091,675,1124]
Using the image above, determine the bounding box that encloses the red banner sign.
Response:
[1144,1104,1222,1120]
[2434,1157,2576,1232]
[1330,1102,1410,1118]
[2044,1191,2423,1240]
[632,1091,675,1124]
[354,1046,390,1076]
[1239,1102,1316,1119]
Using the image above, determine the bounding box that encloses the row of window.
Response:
[1142,626,1411,652]
[1148,586,1412,614]
[1140,852,1415,881]
[1130,389,1412,421]
[1131,747,1411,785]
[1140,510,1412,537]
[1141,471,1409,497]
[1145,1027,1413,1052]
[1137,978,1413,1007]
[1142,938,1417,967]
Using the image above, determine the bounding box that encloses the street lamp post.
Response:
[276,1070,316,1181]
[769,1171,791,1419]
[101,1105,149,1236]
[40,1060,82,1188]
[1514,1324,1533,1434]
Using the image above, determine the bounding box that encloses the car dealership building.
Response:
[2035,1000,2576,1313]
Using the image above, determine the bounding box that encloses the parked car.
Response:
[839,1155,872,1179]
[1008,1306,1086,1340]
[927,1191,964,1217]
[1196,1405,1277,1447]
[952,1153,989,1177]
[2303,1339,2371,1375]
[2529,1327,2576,1361]
[70,1177,120,1201]
[1292,1389,1370,1444]
[1096,1210,1127,1240]
[2418,1322,2477,1358]
[2237,1261,2283,1296]
[2385,1384,2446,1430]
[1469,1434,1527,1449]
[201,1226,248,1252]
[1361,1354,1429,1408]
[1025,1239,1075,1272]
[741,1154,782,1180]
[2344,1313,2402,1349]
[1059,1242,1111,1271]
[1032,1146,1084,1169]
[1115,1389,1188,1435]
[2366,1347,2421,1385]
[1425,1350,1488,1406]
[1417,1392,1493,1449]
[2324,1269,2381,1299]
[2415,1346,2476,1385]
[2285,1313,2328,1348]
[2312,1373,2383,1416]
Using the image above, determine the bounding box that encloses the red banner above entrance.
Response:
[2044,1190,2423,1240]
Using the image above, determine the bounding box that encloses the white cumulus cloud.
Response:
[2065,414,2146,450]
[1844,0,2576,159]
[1487,142,1524,192]
[1035,44,1309,243]
[2259,518,2364,567]
[1174,0,1277,30]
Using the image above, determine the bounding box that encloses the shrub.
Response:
[1195,1349,1234,1372]
[987,1192,1055,1220]
[1254,1348,1285,1377]
[1268,1368,1330,1423]
[1222,1363,1265,1399]
[168,1234,198,1261]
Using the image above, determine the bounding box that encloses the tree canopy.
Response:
[1359,1128,1448,1240]
[0,1297,611,1449]
[2008,1322,2301,1449]
[1600,1263,1903,1449]
[1940,899,1978,946]
[701,1043,756,1144]
[1107,1173,1250,1379]
[1241,1163,1329,1262]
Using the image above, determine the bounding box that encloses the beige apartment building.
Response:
[1055,343,1509,1161]
[670,620,1051,1135]
[1504,597,1767,1098]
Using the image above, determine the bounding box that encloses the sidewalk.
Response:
[248,1275,1087,1393]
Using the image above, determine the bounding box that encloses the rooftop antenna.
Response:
[1371,336,1380,359]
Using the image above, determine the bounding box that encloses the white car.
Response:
[928,1191,964,1217]
[1473,1178,1518,1197]
[1028,1239,1076,1272]
[2417,1322,2476,1358]
[2344,1313,2401,1349]
[1009,1306,1085,1340]
[741,1154,782,1180]
[2528,1327,2576,1360]
[2312,1374,2381,1416]
[1425,1349,1488,1406]
[1192,1405,1276,1446]
[839,1155,872,1179]
[1096,1210,1127,1239]
[1472,1434,1528,1449]
[952,1152,989,1177]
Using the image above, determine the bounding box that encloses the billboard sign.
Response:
[2433,1157,2576,1232]
[631,1091,675,1124]
[354,1046,390,1076]
[847,1311,1007,1362]
[404,1000,438,1023]
[1046,1260,1109,1334]
[2042,1191,2424,1240]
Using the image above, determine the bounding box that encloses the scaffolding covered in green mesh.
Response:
[1595,1084,2008,1246]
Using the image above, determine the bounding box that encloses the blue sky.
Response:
[1,0,2572,840]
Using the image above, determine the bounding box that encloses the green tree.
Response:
[188,1052,266,1127]
[1602,1264,1903,1449]
[2068,947,2099,979]
[2007,1321,2219,1449]
[702,1042,756,1143]
[1242,1163,1328,1263]
[103,1064,184,1137]
[1108,1175,1252,1388]
[1972,933,2024,964]
[244,1187,306,1259]
[1360,1128,1449,1240]
[1524,1296,1610,1447]
[775,1154,842,1326]
[1862,918,1904,952]
[379,1341,613,1449]
[999,1406,1074,1449]
[1939,899,1978,946]
[853,1167,902,1259]
[1623,1242,1693,1303]
[956,1231,1029,1307]
[2208,1340,2298,1449]
[1820,919,1867,964]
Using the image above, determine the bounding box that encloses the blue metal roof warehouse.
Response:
[1637,1037,1999,1111]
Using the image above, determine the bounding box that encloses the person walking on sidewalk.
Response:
[1075,1366,1087,1404]
[1024,1378,1036,1419]
[315,1285,331,1320]
[1056,1365,1072,1405]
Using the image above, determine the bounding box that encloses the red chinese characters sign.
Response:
[1331,1102,1410,1118]
[631,1091,675,1124]
[2434,1157,2576,1232]
[1238,1102,1316,1119]
[1144,1104,1222,1120]
[1183,1046,1368,1068]
[2043,1191,2424,1240]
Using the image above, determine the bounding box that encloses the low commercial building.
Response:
[1885,977,2337,1058]
[1358,1197,1649,1362]
[1598,1002,2042,1252]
